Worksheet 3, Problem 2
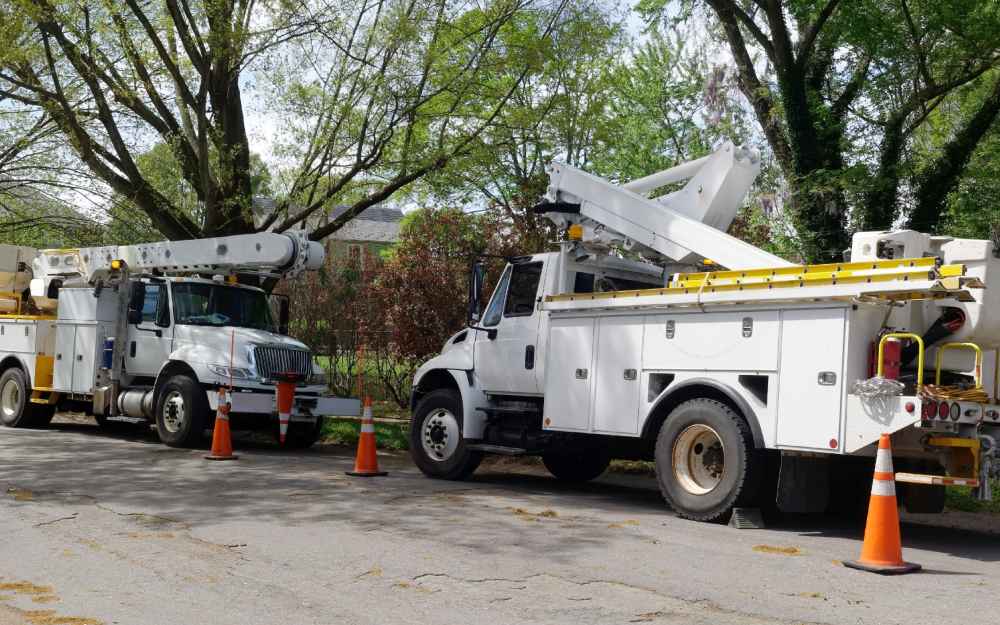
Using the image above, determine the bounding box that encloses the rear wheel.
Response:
[654,398,760,522]
[543,449,611,482]
[155,374,209,448]
[0,367,53,428]
[409,389,482,480]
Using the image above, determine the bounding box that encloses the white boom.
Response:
[540,141,793,270]
[29,230,323,295]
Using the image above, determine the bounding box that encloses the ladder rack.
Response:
[543,258,983,312]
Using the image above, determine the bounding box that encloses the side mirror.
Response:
[126,282,145,324]
[278,296,290,336]
[270,294,291,335]
[467,260,485,325]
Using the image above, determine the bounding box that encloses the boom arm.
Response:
[538,141,793,270]
[31,231,324,291]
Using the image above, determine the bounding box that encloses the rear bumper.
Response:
[206,390,361,422]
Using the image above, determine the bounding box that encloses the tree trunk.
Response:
[203,65,254,236]
[859,115,907,230]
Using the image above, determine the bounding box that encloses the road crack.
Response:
[34,513,79,527]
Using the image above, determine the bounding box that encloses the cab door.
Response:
[126,281,174,378]
[473,258,547,395]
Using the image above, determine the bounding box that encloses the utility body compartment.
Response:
[52,288,117,395]
[542,304,858,452]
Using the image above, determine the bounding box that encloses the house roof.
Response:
[251,197,404,243]
[326,205,404,224]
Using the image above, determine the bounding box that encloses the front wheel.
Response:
[155,375,209,448]
[654,398,760,522]
[543,449,611,482]
[409,389,482,480]
[282,417,324,449]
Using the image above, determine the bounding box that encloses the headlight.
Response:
[208,364,254,380]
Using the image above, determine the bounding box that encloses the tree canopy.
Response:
[0,0,572,240]
[1,0,998,256]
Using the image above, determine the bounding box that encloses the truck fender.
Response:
[642,377,765,448]
[411,368,487,440]
[153,359,200,394]
[0,355,31,385]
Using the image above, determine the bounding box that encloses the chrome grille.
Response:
[253,344,312,380]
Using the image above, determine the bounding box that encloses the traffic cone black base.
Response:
[843,560,921,575]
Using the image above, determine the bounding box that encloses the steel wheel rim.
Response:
[422,408,459,462]
[162,390,186,434]
[1,379,19,419]
[672,424,725,495]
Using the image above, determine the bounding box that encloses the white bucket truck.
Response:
[0,232,359,447]
[409,141,999,521]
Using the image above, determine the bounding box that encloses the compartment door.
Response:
[543,317,595,432]
[72,325,97,394]
[592,316,644,435]
[53,325,76,392]
[776,309,845,450]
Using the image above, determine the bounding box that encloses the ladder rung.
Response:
[894,472,979,487]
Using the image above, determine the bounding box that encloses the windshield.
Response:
[171,283,276,331]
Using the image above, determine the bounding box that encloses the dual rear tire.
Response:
[0,367,55,429]
[654,398,761,522]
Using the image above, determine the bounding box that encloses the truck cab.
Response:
[409,246,666,481]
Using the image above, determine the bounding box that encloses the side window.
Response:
[503,262,543,317]
[140,284,161,323]
[155,286,171,327]
[481,265,512,327]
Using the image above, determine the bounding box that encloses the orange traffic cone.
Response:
[205,388,238,461]
[346,398,387,477]
[844,434,920,574]
[275,376,296,445]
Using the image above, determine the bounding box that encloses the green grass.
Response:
[944,480,1000,513]
[321,418,410,451]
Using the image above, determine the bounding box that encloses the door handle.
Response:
[524,345,535,370]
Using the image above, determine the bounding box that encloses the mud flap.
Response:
[777,454,830,513]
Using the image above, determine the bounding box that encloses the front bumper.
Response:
[206,390,361,423]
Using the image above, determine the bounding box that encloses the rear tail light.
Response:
[921,401,936,419]
[939,401,950,419]
[950,402,961,421]
[904,402,915,414]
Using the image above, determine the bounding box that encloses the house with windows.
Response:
[252,199,404,267]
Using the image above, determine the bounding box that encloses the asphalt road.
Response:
[1,418,999,625]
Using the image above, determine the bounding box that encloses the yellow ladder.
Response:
[669,257,964,291]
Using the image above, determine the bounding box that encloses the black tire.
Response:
[543,449,611,482]
[282,417,324,449]
[0,367,53,428]
[409,389,482,480]
[654,398,761,522]
[155,374,209,448]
